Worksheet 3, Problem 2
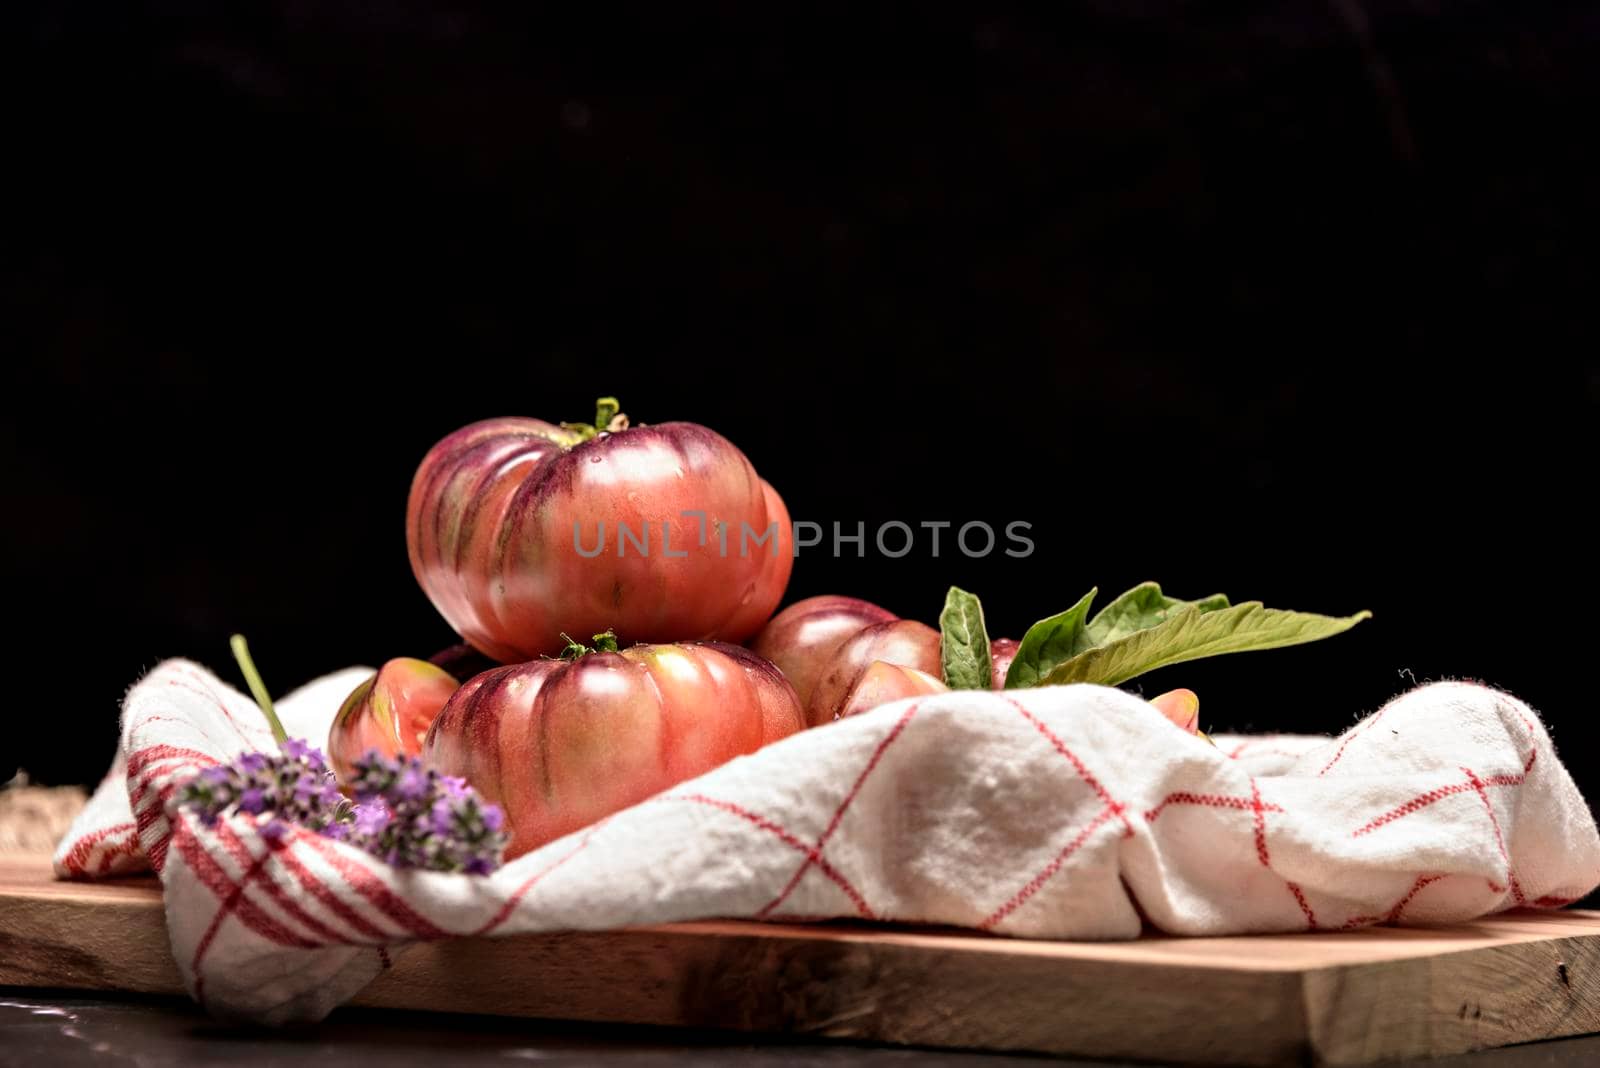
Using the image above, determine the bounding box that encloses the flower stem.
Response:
[230,634,288,746]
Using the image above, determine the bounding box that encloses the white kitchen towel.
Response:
[53,659,1600,1025]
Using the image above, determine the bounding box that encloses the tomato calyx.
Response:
[560,396,631,442]
[558,629,622,660]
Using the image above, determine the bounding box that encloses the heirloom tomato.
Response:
[328,658,460,785]
[748,595,896,709]
[423,634,804,858]
[753,603,1018,726]
[408,399,792,662]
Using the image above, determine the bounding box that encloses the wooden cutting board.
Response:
[0,856,1596,1066]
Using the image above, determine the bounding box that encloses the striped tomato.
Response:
[422,636,804,857]
[806,619,944,726]
[407,399,793,663]
[751,601,1019,726]
[327,658,460,785]
[748,595,897,709]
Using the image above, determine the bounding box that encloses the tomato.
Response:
[1149,688,1201,733]
[422,637,805,857]
[836,660,947,718]
[797,615,1020,725]
[754,595,1203,733]
[328,658,460,785]
[748,595,896,709]
[988,637,1019,687]
[426,642,499,682]
[407,400,793,662]
[806,619,941,726]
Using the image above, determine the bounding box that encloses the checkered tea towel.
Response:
[53,659,1600,1025]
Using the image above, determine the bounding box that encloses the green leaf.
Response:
[939,586,992,690]
[1039,602,1372,688]
[1084,582,1230,646]
[1004,588,1098,689]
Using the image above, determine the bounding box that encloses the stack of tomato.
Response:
[327,402,979,859]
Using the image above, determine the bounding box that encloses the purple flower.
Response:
[177,739,348,839]
[354,802,392,836]
[178,744,507,876]
[397,766,429,802]
[430,798,455,837]
[281,738,314,762]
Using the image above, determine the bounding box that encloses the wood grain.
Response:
[1,856,1595,1065]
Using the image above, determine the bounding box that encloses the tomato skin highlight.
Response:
[422,641,804,858]
[328,658,460,785]
[749,595,897,709]
[407,417,794,663]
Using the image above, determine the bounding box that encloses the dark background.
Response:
[4,3,1595,899]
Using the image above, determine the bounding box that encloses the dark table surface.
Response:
[3,990,1599,1068]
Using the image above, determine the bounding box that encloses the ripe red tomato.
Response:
[807,619,942,726]
[407,402,793,662]
[749,595,897,709]
[988,637,1019,686]
[422,638,804,857]
[328,658,460,785]
[835,660,947,718]
[798,615,1020,725]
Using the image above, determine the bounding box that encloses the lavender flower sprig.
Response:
[174,635,508,874]
[176,743,509,873]
[343,753,507,875]
[175,737,346,842]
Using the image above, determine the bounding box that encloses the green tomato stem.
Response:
[558,629,621,659]
[561,397,629,442]
[230,634,288,746]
